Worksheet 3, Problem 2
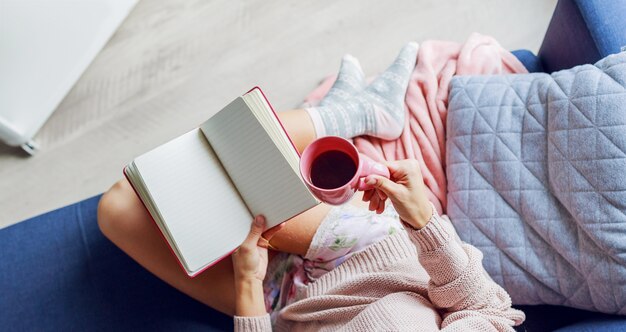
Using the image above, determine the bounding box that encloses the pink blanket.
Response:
[303,33,527,214]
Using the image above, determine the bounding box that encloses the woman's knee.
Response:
[97,179,145,240]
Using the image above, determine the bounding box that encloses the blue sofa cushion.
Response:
[575,0,626,58]
[0,195,231,332]
[512,49,544,73]
[538,0,626,72]
[556,318,626,332]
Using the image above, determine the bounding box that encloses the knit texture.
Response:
[234,212,525,331]
[305,42,418,140]
[317,55,366,107]
[234,315,273,331]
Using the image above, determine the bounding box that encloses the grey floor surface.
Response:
[0,0,557,228]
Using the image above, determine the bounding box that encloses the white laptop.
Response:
[0,0,137,154]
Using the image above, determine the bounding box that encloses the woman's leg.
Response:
[98,109,335,316]
[98,180,240,315]
[277,109,316,154]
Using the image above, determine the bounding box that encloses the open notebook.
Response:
[125,87,320,277]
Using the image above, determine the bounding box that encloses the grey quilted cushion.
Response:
[446,52,626,314]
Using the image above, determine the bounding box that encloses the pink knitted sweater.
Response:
[234,212,526,331]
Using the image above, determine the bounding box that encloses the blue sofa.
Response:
[2,1,625,331]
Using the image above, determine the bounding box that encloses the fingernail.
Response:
[255,216,264,226]
[366,177,376,185]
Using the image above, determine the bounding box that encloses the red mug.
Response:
[300,136,390,205]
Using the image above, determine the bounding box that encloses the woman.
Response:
[98,43,525,330]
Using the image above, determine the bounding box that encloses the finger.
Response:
[383,160,403,174]
[376,198,385,214]
[362,189,374,202]
[257,236,270,249]
[262,222,285,240]
[368,193,379,211]
[376,188,387,201]
[244,215,266,245]
[365,175,401,197]
[393,159,422,178]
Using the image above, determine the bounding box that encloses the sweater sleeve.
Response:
[234,314,272,332]
[407,210,526,331]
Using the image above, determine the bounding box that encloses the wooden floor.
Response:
[0,0,557,228]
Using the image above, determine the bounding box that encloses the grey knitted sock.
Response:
[319,55,366,106]
[306,42,418,140]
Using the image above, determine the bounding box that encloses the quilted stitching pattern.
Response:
[446,53,626,314]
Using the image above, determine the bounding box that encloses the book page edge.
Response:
[123,163,197,276]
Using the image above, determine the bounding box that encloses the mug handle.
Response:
[357,153,390,191]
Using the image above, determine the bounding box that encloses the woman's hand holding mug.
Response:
[300,136,390,206]
[362,159,433,230]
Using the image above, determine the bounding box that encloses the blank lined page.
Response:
[133,129,252,275]
[200,97,318,228]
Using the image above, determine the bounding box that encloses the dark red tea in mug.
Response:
[309,150,357,189]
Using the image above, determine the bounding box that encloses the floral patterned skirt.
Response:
[263,202,404,324]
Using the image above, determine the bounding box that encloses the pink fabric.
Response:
[302,34,527,214]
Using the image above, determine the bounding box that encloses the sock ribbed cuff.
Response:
[304,107,327,137]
